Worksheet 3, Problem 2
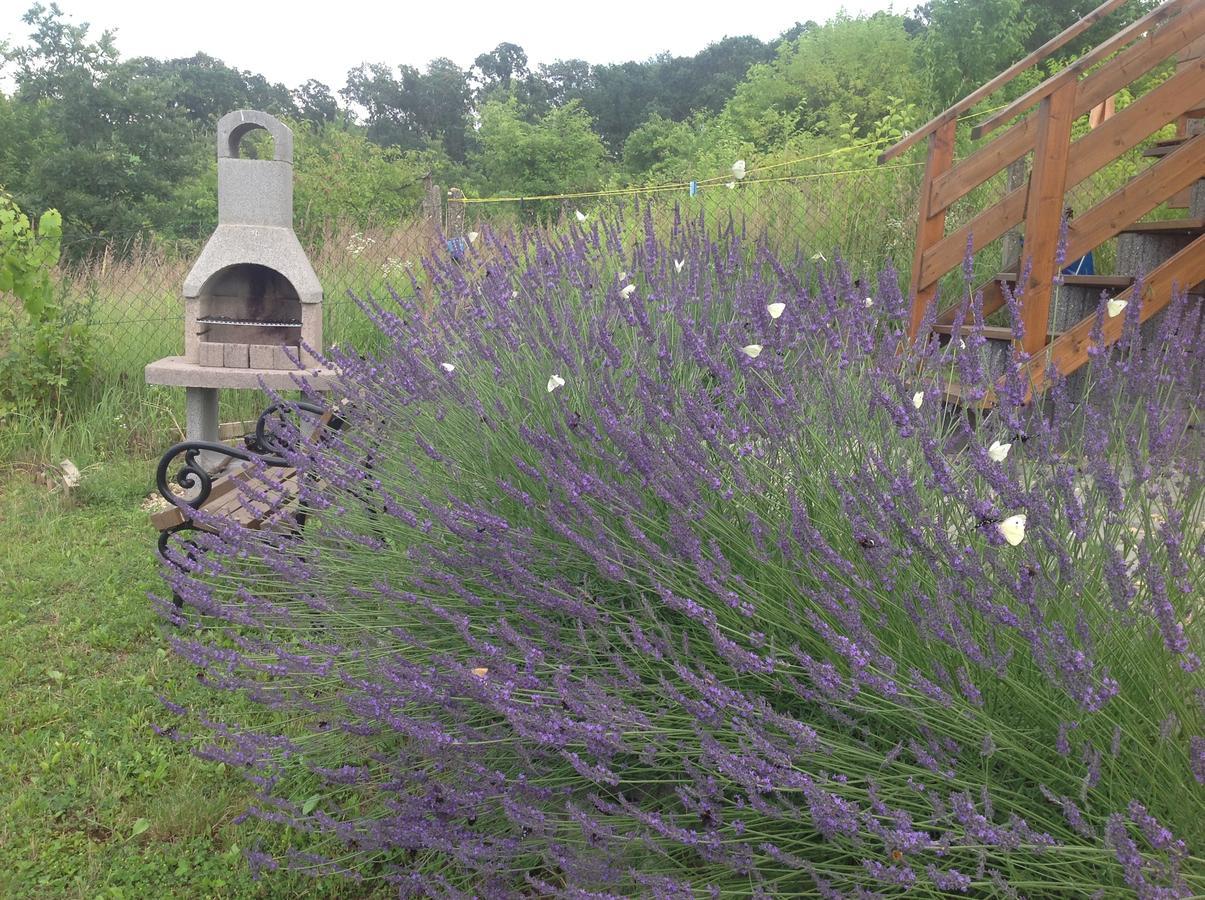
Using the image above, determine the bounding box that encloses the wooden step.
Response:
[931,324,1064,342]
[1117,217,1205,235]
[994,273,1133,288]
[1142,136,1192,159]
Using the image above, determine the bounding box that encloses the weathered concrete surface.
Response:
[183,226,322,305]
[146,357,338,390]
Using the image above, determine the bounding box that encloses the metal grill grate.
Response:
[196,316,302,328]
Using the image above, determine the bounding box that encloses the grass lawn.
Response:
[0,457,388,899]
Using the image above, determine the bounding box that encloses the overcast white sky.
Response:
[1,1,901,93]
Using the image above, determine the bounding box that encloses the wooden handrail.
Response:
[878,0,1131,163]
[970,0,1194,139]
[929,0,1205,214]
[918,59,1205,289]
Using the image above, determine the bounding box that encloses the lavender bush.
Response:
[158,209,1203,897]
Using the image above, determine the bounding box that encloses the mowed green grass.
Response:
[0,459,389,899]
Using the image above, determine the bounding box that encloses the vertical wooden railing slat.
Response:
[907,119,957,340]
[1019,83,1077,356]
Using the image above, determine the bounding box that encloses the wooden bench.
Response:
[151,400,344,604]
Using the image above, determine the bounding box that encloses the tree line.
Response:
[0,1,1154,248]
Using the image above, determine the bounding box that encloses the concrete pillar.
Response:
[185,386,225,471]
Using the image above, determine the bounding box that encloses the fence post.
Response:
[1001,157,1029,273]
[422,172,441,222]
[446,187,465,238]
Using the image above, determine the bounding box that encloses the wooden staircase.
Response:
[881,0,1205,399]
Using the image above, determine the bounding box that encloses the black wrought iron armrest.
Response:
[155,441,290,512]
[245,400,346,455]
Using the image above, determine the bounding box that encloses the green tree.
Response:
[136,52,297,125]
[2,4,204,247]
[723,13,923,150]
[470,98,607,200]
[917,0,1033,108]
[341,58,473,161]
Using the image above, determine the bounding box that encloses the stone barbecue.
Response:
[146,110,335,448]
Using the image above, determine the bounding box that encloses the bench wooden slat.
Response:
[152,405,338,538]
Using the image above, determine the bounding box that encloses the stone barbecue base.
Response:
[145,356,338,391]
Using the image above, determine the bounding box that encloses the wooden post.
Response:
[1019,82,1076,356]
[908,117,957,340]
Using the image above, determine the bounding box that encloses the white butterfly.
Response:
[674,259,685,273]
[440,362,456,373]
[620,284,636,299]
[725,181,737,190]
[575,209,588,222]
[767,303,785,320]
[618,271,627,281]
[1107,298,1128,318]
[987,440,1011,462]
[912,391,924,410]
[863,296,874,308]
[742,344,763,359]
[467,231,479,244]
[810,252,827,262]
[998,514,1027,546]
[547,374,566,393]
[732,159,746,180]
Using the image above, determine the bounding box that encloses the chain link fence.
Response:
[54,164,925,383]
[41,127,1173,388]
